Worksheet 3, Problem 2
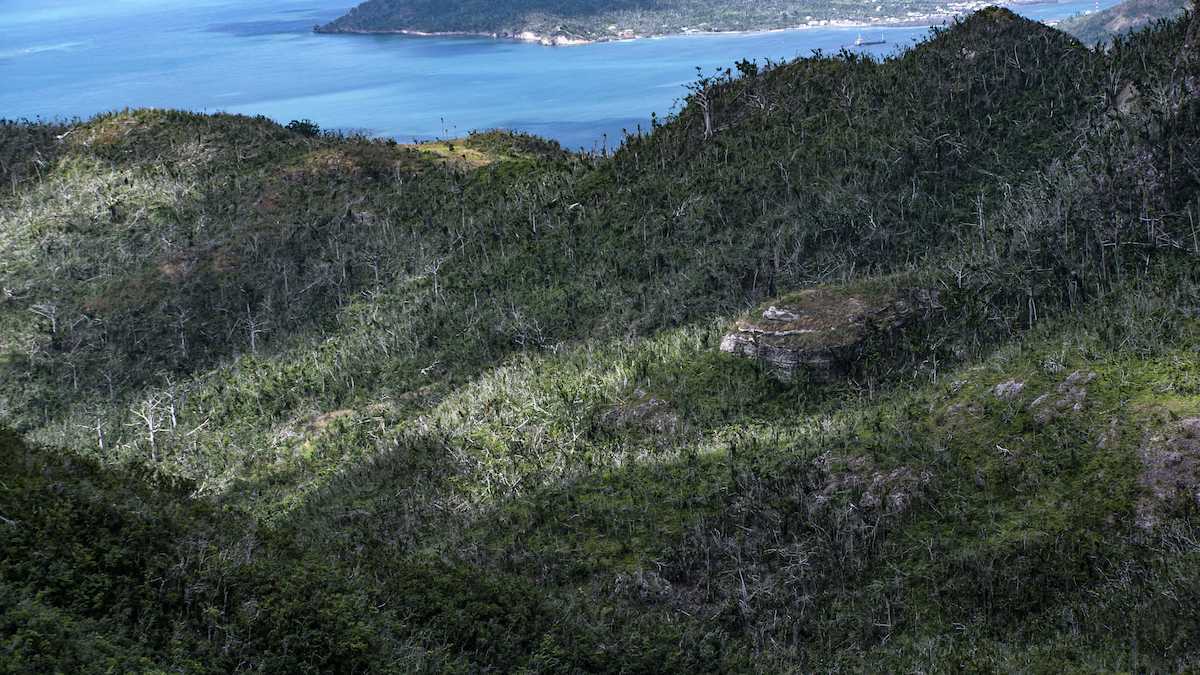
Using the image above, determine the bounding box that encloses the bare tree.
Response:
[129,397,165,461]
[29,302,58,334]
[686,68,719,141]
[243,303,270,353]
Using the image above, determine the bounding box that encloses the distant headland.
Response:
[314,0,1031,45]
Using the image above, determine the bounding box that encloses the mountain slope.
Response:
[3,7,1200,672]
[1059,0,1190,44]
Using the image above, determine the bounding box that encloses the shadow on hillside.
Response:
[249,308,951,643]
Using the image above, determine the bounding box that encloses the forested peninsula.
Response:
[316,0,1001,44]
[1057,0,1189,44]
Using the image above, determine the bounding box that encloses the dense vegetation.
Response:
[3,6,1200,671]
[317,0,987,41]
[1058,0,1190,44]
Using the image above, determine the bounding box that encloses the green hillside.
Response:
[3,6,1200,671]
[317,0,982,41]
[1058,0,1190,45]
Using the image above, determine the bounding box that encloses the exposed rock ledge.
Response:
[720,284,940,381]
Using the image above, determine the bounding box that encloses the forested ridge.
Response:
[317,0,985,41]
[1058,0,1190,44]
[2,6,1200,672]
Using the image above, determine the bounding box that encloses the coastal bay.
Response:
[0,0,1117,149]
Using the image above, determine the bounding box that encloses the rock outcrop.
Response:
[720,284,940,381]
[1029,370,1097,424]
[1136,417,1200,531]
[993,380,1026,400]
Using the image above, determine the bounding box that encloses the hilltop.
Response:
[1058,0,1190,44]
[2,6,1200,672]
[316,0,997,43]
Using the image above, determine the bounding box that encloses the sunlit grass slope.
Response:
[1,6,1198,672]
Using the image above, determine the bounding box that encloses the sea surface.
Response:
[0,0,1118,150]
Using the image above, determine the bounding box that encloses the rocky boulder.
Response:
[719,284,940,381]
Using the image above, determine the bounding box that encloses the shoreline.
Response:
[316,18,939,47]
[312,2,1019,47]
[313,0,1079,47]
[313,27,594,46]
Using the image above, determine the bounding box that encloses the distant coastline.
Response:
[315,10,977,46]
[313,26,593,46]
[312,0,1084,47]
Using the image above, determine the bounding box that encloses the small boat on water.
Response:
[853,33,887,47]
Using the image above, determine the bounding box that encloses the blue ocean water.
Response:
[0,0,1117,150]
